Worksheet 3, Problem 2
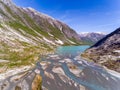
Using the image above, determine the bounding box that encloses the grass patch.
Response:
[8,21,38,37]
[0,41,54,68]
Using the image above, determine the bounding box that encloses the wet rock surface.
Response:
[39,54,120,90]
[0,68,42,90]
[0,54,120,90]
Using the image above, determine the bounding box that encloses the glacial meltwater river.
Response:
[39,45,120,90]
[1,45,120,90]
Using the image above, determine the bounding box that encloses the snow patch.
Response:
[67,39,76,44]
[0,25,33,44]
[48,33,53,37]
[55,39,64,45]
[43,37,55,45]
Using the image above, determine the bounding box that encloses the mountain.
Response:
[79,32,106,44]
[0,0,82,67]
[82,28,120,72]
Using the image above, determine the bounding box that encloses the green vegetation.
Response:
[0,23,3,28]
[81,40,94,45]
[15,86,21,90]
[69,37,82,45]
[8,21,38,37]
[48,24,64,39]
[0,41,54,68]
[0,0,84,70]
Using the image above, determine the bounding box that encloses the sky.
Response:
[12,0,120,33]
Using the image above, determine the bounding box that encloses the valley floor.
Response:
[0,54,120,90]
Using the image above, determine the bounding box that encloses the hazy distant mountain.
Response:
[82,28,120,72]
[79,32,106,44]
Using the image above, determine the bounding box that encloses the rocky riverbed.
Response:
[0,53,120,90]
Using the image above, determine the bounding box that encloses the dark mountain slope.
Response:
[82,28,120,72]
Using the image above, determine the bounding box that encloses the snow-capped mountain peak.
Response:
[79,32,106,44]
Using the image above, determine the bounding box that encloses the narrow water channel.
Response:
[39,45,120,90]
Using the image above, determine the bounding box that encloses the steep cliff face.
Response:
[79,32,106,44]
[82,28,120,72]
[0,0,83,67]
[0,0,81,47]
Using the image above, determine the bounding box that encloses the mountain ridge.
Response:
[79,32,106,44]
[82,28,120,72]
[0,0,83,67]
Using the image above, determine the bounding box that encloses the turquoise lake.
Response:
[55,45,90,56]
